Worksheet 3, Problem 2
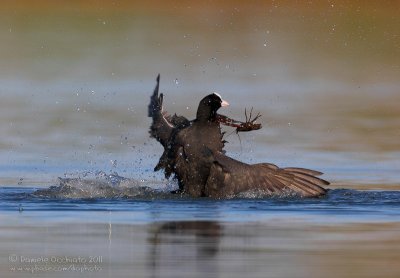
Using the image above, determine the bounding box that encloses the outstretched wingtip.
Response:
[148,74,161,117]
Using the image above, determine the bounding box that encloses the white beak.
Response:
[221,99,229,107]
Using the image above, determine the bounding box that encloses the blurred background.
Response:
[1,0,399,187]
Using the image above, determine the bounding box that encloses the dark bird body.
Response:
[148,75,329,198]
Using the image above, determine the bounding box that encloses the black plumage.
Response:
[148,75,329,198]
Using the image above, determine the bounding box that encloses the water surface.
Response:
[1,1,400,277]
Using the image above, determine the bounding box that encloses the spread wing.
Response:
[205,151,329,198]
[148,74,189,147]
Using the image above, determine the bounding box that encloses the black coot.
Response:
[148,75,329,198]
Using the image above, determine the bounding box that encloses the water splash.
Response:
[33,172,173,199]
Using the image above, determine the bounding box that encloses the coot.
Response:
[148,75,329,198]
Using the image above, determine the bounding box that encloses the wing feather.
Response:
[148,74,175,147]
[205,152,327,198]
[148,74,190,147]
[283,167,323,176]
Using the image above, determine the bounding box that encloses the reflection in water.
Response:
[148,221,221,278]
[1,213,400,278]
[145,220,400,278]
